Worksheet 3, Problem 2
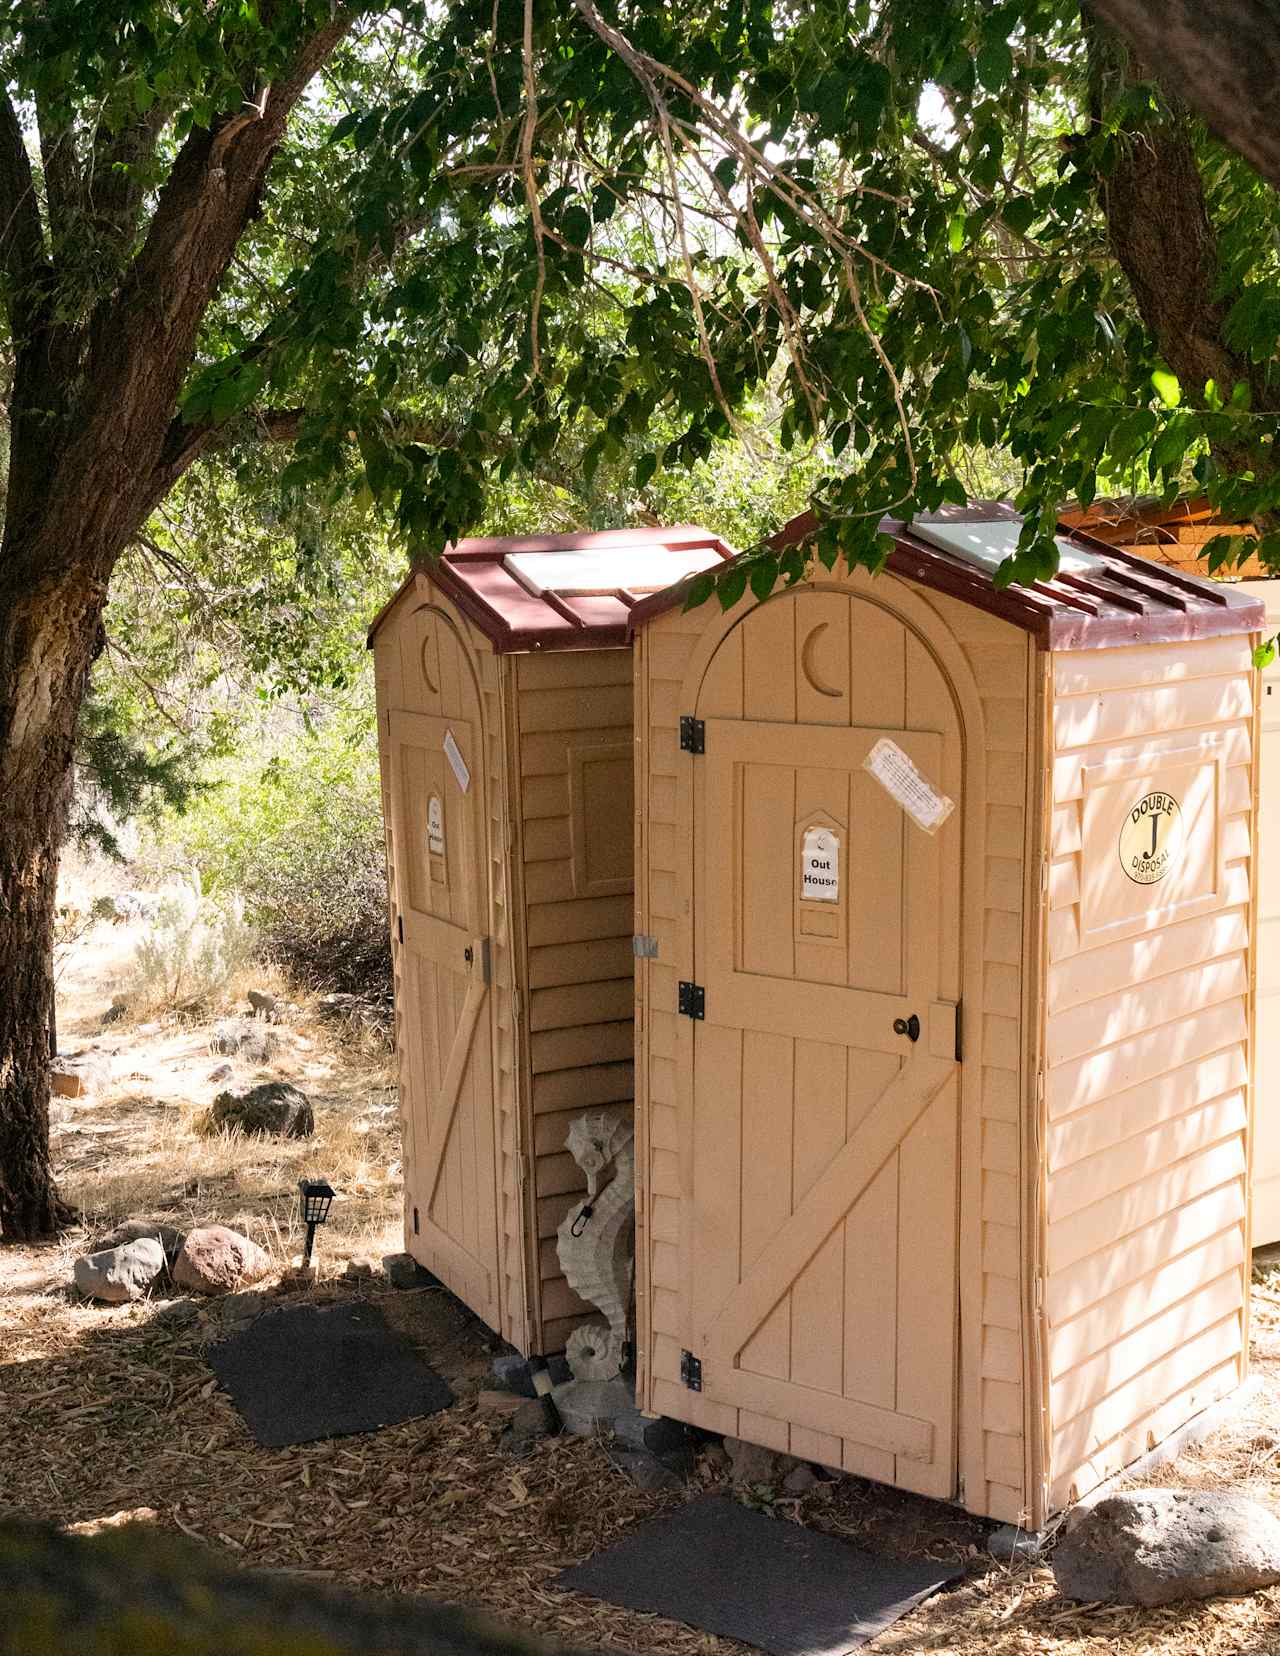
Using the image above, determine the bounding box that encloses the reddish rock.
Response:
[173,1226,272,1296]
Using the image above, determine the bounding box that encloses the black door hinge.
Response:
[955,1000,963,1063]
[678,980,705,1020]
[680,1349,702,1391]
[397,914,404,944]
[679,715,705,754]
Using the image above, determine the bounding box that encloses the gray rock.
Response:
[73,1238,166,1304]
[383,1252,438,1290]
[500,1398,559,1455]
[204,1081,313,1139]
[605,1442,690,1492]
[782,1464,819,1496]
[343,1257,377,1281]
[110,891,161,924]
[491,1353,537,1397]
[207,1063,233,1084]
[700,1440,731,1477]
[1053,1489,1280,1606]
[725,1436,796,1488]
[173,1226,273,1296]
[988,1523,1044,1564]
[91,1219,186,1267]
[208,1020,279,1062]
[551,1376,634,1436]
[612,1408,692,1457]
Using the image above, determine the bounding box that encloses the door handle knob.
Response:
[893,1014,921,1042]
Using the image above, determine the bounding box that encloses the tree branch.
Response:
[0,88,48,296]
[35,96,82,257]
[26,10,356,561]
[1087,0,1280,192]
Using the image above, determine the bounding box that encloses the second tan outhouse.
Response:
[627,504,1263,1527]
[368,526,732,1358]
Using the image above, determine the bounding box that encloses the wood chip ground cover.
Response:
[2,909,1279,1653]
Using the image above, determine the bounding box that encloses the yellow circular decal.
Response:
[1119,792,1183,886]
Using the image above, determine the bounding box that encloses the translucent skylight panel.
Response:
[503,545,723,596]
[909,519,1107,578]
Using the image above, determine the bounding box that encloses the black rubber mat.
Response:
[207,1301,453,1447]
[555,1493,959,1655]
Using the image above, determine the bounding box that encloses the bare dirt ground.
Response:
[3,910,1279,1654]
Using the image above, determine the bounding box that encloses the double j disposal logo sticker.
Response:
[1118,791,1184,886]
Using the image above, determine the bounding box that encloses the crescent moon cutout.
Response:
[801,622,844,699]
[419,627,440,695]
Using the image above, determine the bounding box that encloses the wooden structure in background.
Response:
[1059,495,1262,575]
[368,527,733,1357]
[628,504,1263,1524]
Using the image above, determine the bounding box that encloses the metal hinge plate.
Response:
[397,914,404,945]
[678,980,705,1019]
[955,999,963,1063]
[679,715,705,754]
[633,933,659,959]
[680,1349,702,1391]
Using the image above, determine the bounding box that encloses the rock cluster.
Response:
[73,1238,165,1304]
[202,1080,313,1139]
[73,1220,274,1303]
[1053,1489,1280,1606]
[208,1019,280,1062]
[173,1227,273,1296]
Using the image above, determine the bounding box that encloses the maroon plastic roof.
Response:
[368,525,737,652]
[625,503,1265,651]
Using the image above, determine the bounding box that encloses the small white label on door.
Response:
[427,795,445,855]
[801,827,841,901]
[443,729,471,793]
[863,738,955,835]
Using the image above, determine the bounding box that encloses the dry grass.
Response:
[38,910,402,1287]
[3,912,1280,1654]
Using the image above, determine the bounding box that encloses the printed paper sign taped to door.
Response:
[863,737,955,835]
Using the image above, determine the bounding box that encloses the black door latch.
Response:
[893,1014,921,1042]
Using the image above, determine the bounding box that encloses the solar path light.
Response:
[298,1178,335,1268]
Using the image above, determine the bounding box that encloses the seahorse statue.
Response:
[556,1107,636,1381]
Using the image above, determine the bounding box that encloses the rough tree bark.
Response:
[0,13,352,1241]
[1084,13,1279,521]
[1087,0,1280,194]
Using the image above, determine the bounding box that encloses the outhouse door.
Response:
[388,706,502,1333]
[682,589,962,1497]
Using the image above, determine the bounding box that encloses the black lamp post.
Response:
[298,1178,335,1266]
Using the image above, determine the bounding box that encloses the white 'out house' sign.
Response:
[801,826,840,902]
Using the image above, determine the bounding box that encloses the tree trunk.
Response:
[0,555,104,1239]
[1087,0,1280,195]
[1085,12,1280,525]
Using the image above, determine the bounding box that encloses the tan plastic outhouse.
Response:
[627,504,1263,1526]
[367,526,733,1358]
[1235,578,1279,1243]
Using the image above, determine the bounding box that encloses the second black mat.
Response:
[555,1493,959,1655]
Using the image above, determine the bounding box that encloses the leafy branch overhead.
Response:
[105,1,1274,613]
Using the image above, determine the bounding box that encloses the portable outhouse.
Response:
[1062,500,1280,1247]
[368,526,733,1358]
[627,503,1263,1526]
